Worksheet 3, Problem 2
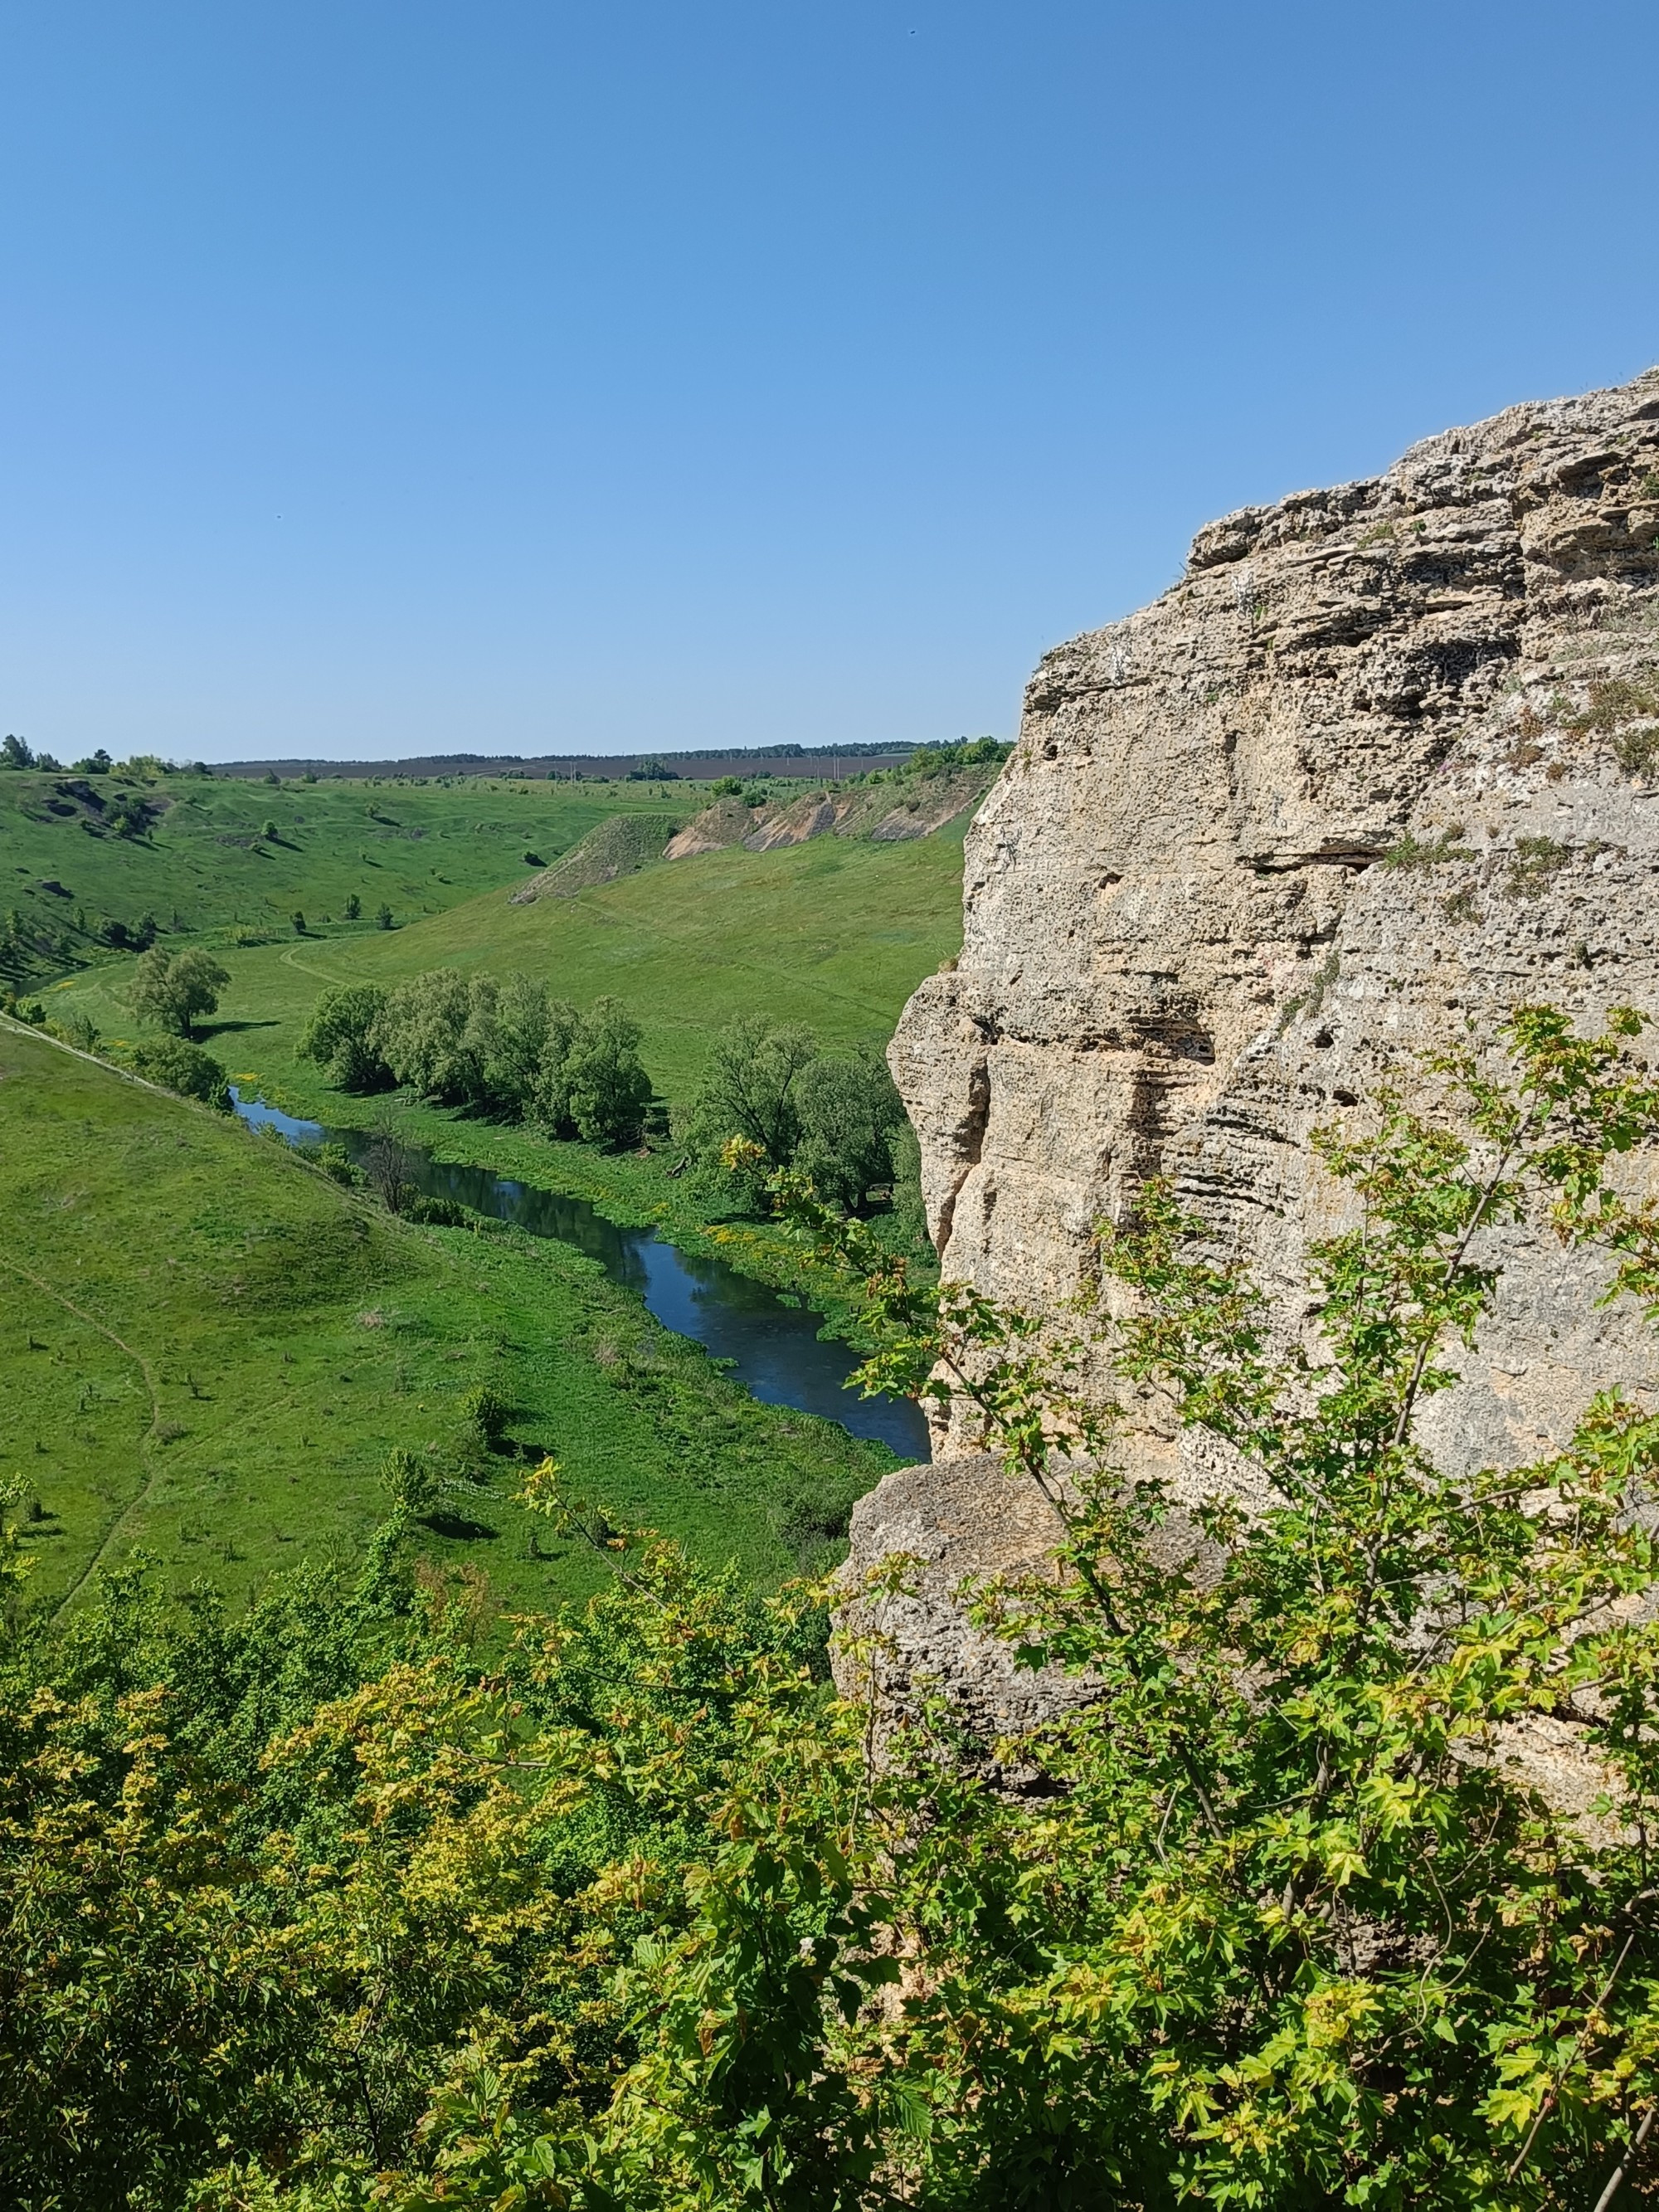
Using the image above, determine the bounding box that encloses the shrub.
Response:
[456,1384,510,1456]
[128,1036,232,1109]
[305,1141,357,1186]
[104,793,152,839]
[46,1011,100,1053]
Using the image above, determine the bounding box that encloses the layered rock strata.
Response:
[849,367,1659,1712]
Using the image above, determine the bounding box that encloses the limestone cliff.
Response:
[868,367,1659,1562]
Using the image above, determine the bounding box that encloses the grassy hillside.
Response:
[46,822,966,1172]
[0,1021,893,1617]
[0,764,684,977]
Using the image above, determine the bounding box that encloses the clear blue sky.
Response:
[3,1,1657,764]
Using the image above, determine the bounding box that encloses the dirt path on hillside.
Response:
[280,943,353,987]
[0,1249,165,1617]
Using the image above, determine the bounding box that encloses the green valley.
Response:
[0,1019,894,1615]
[0,760,684,970]
[0,757,979,1622]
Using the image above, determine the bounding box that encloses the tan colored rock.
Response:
[831,1454,1093,1785]
[663,767,997,860]
[891,366,1659,1484]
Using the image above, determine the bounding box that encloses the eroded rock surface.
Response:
[833,1454,1093,1783]
[663,767,994,859]
[890,367,1659,1478]
[845,373,1659,1742]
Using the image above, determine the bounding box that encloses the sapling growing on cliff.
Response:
[717,1004,1659,2210]
[19,1007,1659,2210]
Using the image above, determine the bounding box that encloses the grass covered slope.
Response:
[0,1022,893,1615]
[0,765,683,976]
[52,817,967,1117]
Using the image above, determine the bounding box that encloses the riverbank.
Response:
[231,1088,931,1461]
[0,1020,899,1615]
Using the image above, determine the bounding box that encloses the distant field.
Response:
[51,820,968,1121]
[0,1021,893,1616]
[1,765,684,965]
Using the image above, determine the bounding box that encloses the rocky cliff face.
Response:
[883,368,1659,1510]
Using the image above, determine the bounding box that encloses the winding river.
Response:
[231,1091,931,1461]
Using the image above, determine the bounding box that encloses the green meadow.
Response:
[0,1020,894,1617]
[2,763,972,1616]
[1,763,683,955]
[44,807,966,1241]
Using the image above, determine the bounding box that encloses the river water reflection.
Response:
[231,1091,931,1461]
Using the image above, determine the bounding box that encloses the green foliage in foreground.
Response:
[12,1006,1659,2207]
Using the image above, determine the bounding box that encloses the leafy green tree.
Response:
[295,982,392,1092]
[687,1015,817,1173]
[370,968,483,1105]
[1,733,32,768]
[562,996,653,1146]
[474,971,552,1112]
[377,901,394,929]
[526,998,585,1132]
[129,946,231,1038]
[128,1035,233,1108]
[792,1042,907,1212]
[343,893,362,920]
